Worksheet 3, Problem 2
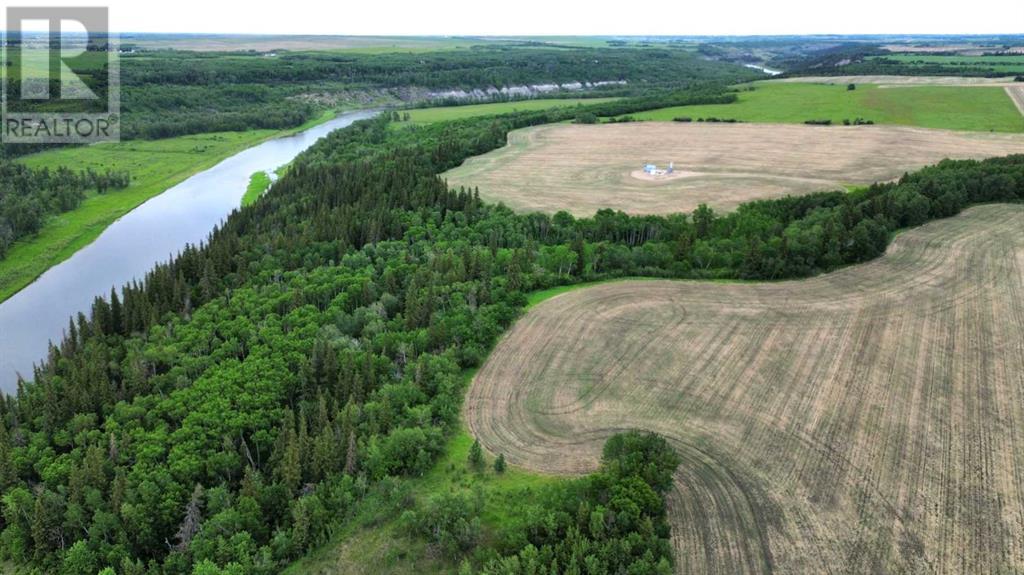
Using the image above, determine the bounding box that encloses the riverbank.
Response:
[0,109,344,303]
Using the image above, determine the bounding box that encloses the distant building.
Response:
[643,162,675,176]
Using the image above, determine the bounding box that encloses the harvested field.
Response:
[443,123,1024,216]
[466,204,1024,574]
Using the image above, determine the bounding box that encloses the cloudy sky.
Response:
[4,0,1022,36]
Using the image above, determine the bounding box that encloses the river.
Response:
[744,63,783,76]
[0,109,378,392]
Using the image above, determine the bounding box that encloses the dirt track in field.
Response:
[443,123,1024,216]
[1008,86,1024,117]
[465,204,1024,574]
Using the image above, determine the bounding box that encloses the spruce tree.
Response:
[468,439,484,471]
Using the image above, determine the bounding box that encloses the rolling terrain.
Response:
[443,122,1024,215]
[466,204,1024,574]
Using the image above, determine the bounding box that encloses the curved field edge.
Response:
[465,204,1024,574]
[0,110,344,304]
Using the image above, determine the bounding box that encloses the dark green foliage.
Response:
[493,454,506,474]
[602,432,682,494]
[468,439,484,471]
[0,162,130,258]
[472,432,679,574]
[115,47,755,140]
[573,112,598,124]
[404,492,482,559]
[775,42,1019,78]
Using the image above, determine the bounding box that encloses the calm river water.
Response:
[0,109,378,392]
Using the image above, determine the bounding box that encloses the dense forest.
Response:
[115,47,757,139]
[0,90,1022,574]
[0,162,130,259]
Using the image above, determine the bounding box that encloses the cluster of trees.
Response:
[1,91,1022,574]
[673,116,742,123]
[404,432,680,574]
[473,432,680,574]
[0,162,130,258]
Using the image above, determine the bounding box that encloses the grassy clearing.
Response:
[525,277,663,309]
[398,98,618,125]
[466,205,1024,573]
[0,129,285,302]
[284,400,560,574]
[242,171,273,207]
[627,82,1024,132]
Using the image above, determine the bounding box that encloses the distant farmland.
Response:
[443,122,1024,216]
[627,82,1024,133]
[466,204,1024,574]
[874,53,1024,74]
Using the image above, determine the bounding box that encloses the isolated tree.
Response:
[847,83,856,91]
[494,453,506,474]
[468,439,484,471]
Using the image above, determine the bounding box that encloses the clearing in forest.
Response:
[466,204,1024,574]
[443,122,1024,216]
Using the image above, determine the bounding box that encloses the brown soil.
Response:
[466,204,1024,574]
[444,123,1024,216]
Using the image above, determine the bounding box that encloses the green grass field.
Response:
[627,82,1024,133]
[284,421,560,575]
[400,97,618,125]
[242,171,273,207]
[1,48,109,79]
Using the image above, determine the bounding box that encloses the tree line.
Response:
[0,162,130,258]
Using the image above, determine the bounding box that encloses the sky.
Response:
[3,0,1023,36]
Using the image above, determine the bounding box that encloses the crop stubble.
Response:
[443,123,1024,216]
[465,205,1024,573]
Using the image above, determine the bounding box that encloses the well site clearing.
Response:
[443,122,1024,216]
